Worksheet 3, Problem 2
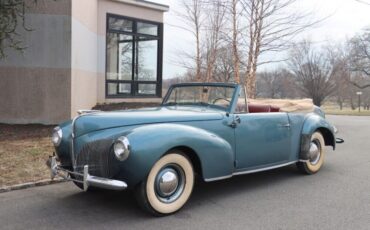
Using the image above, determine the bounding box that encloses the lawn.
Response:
[0,124,54,187]
[321,103,370,116]
[0,102,159,187]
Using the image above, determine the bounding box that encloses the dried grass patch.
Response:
[0,125,54,187]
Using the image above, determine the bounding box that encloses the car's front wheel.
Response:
[297,131,325,174]
[135,152,194,216]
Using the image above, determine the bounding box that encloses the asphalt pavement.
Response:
[0,115,369,230]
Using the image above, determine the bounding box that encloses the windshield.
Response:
[162,85,236,111]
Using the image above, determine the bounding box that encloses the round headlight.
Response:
[52,126,62,146]
[114,136,130,161]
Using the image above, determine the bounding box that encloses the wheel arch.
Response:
[166,146,203,179]
[299,114,336,160]
[316,127,335,149]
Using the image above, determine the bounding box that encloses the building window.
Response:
[106,14,163,98]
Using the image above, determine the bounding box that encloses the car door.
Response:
[234,112,291,170]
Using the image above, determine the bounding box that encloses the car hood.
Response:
[73,106,224,137]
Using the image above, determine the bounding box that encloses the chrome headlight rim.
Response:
[113,136,130,161]
[52,126,63,147]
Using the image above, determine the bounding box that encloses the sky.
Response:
[148,0,370,79]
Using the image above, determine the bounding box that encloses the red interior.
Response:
[248,104,280,113]
[247,104,280,113]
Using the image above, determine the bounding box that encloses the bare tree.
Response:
[348,29,370,89]
[257,70,283,98]
[204,0,227,82]
[231,0,241,83]
[175,0,322,90]
[177,0,205,81]
[257,69,282,98]
[325,43,356,110]
[289,40,337,106]
[213,46,235,82]
[240,0,320,98]
[256,68,298,98]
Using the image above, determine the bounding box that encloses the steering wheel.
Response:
[212,98,231,105]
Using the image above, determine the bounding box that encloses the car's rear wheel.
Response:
[135,152,194,216]
[297,131,325,174]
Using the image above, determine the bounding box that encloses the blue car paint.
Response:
[55,83,336,188]
[234,112,291,170]
[73,107,224,138]
[70,114,235,186]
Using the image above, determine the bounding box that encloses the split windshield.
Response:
[162,85,236,111]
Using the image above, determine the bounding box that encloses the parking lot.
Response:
[0,115,369,230]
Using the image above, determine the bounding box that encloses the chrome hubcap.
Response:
[309,140,321,165]
[155,165,185,203]
[158,169,179,196]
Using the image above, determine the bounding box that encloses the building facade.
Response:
[0,0,168,124]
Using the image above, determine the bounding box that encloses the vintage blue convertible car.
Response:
[47,82,339,216]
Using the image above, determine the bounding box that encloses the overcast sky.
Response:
[149,0,370,79]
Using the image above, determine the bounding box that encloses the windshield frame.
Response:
[162,83,240,113]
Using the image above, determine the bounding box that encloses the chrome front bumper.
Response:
[46,156,127,191]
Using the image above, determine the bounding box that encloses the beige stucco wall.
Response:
[70,0,99,117]
[0,0,72,124]
[0,68,71,124]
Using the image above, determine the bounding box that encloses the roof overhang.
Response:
[112,0,169,12]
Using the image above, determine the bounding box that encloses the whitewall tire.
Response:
[297,132,326,174]
[135,152,195,216]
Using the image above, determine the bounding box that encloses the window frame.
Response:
[105,13,163,98]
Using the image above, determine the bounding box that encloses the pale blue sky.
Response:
[148,0,370,79]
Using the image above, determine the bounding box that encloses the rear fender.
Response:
[300,114,335,160]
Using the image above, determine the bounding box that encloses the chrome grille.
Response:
[75,139,118,178]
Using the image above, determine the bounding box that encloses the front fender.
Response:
[300,113,336,160]
[120,123,234,186]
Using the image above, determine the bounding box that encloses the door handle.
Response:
[228,116,241,128]
[279,123,290,128]
[229,121,237,128]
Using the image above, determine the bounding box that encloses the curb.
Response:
[0,178,66,193]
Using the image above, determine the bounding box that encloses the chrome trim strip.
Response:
[204,161,297,182]
[298,159,309,163]
[232,161,297,176]
[70,110,101,170]
[71,115,79,170]
[77,110,101,115]
[204,174,233,182]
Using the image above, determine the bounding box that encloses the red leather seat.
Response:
[248,104,270,113]
[270,106,280,112]
[248,104,280,113]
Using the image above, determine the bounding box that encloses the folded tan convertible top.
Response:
[247,98,315,113]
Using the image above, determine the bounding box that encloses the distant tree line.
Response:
[256,30,370,109]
